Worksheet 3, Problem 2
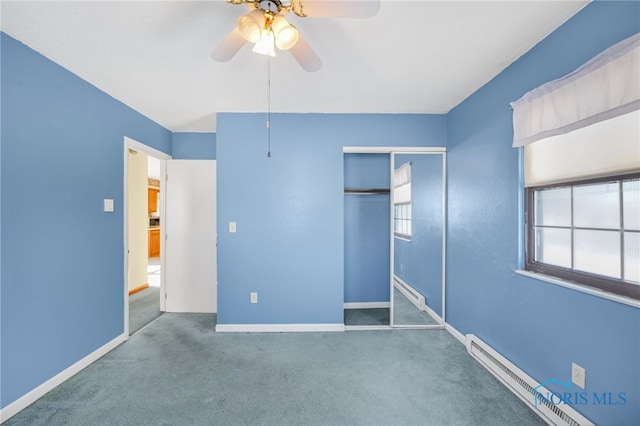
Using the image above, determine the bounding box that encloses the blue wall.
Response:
[0,33,171,408]
[172,132,216,159]
[394,153,444,316]
[344,153,390,304]
[446,2,639,425]
[216,113,446,325]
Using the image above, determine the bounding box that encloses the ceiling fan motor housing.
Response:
[259,0,280,15]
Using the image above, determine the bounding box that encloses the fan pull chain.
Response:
[267,55,272,158]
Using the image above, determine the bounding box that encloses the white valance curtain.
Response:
[393,162,411,204]
[511,32,640,148]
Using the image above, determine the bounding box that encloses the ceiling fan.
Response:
[211,0,380,72]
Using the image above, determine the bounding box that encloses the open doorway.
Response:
[124,137,170,336]
[343,152,391,327]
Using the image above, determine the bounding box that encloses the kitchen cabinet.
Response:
[149,229,160,257]
[148,188,159,213]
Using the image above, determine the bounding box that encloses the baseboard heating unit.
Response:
[393,275,425,311]
[465,334,594,426]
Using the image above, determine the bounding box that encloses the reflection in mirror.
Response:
[392,153,444,327]
[392,283,438,326]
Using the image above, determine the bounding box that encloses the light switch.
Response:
[229,221,237,233]
[103,199,114,212]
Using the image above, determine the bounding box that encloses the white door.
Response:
[164,160,217,313]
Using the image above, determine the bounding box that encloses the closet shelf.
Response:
[344,188,390,195]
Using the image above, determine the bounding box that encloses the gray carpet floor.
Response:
[129,286,161,335]
[393,289,439,326]
[6,313,546,426]
[344,307,389,326]
[344,289,438,327]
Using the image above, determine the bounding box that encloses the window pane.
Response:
[534,227,571,268]
[534,187,571,226]
[624,232,640,284]
[574,230,621,279]
[623,179,640,231]
[574,182,620,229]
[394,203,412,237]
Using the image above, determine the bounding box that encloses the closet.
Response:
[343,153,391,326]
[343,147,447,329]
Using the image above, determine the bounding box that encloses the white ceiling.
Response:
[1,0,588,132]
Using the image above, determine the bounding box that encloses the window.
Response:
[394,203,411,239]
[511,34,639,301]
[393,162,411,239]
[526,174,640,300]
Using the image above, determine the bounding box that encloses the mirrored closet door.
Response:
[390,151,446,328]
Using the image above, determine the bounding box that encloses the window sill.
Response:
[394,235,411,242]
[515,270,640,309]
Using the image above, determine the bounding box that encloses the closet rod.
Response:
[344,188,390,195]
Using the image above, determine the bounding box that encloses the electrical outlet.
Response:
[103,199,114,212]
[572,362,586,389]
[250,292,258,304]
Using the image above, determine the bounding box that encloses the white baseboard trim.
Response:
[0,333,127,423]
[344,302,390,309]
[215,323,345,333]
[394,324,445,330]
[345,325,393,331]
[444,323,466,345]
[422,302,443,324]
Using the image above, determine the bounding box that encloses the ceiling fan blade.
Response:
[301,0,380,18]
[289,34,322,72]
[210,28,246,62]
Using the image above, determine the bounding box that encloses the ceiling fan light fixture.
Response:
[272,16,299,50]
[237,8,264,43]
[252,29,276,57]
